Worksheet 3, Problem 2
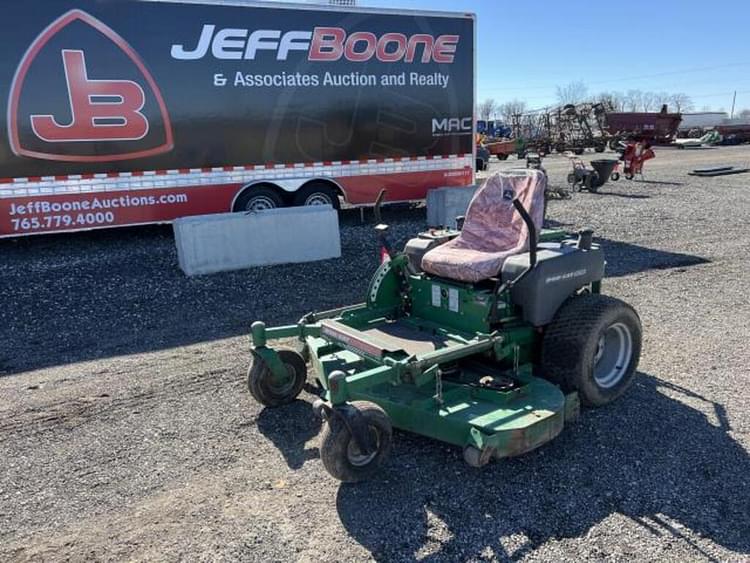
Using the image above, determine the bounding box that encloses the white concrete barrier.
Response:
[174,205,341,276]
[426,184,478,228]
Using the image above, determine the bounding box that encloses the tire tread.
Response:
[541,294,641,407]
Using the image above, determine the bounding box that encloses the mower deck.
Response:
[304,316,575,459]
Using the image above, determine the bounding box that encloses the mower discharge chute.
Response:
[247,170,642,482]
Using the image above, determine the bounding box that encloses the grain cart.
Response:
[246,170,642,482]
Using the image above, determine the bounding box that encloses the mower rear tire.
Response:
[541,294,641,407]
[248,348,307,407]
[320,401,392,482]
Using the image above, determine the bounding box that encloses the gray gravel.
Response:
[1,145,749,562]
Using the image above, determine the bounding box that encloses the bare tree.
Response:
[669,93,694,112]
[596,91,623,111]
[641,91,657,112]
[624,90,643,112]
[654,91,671,110]
[556,80,588,105]
[498,99,527,124]
[477,98,498,121]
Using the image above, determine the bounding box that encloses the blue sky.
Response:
[359,0,750,113]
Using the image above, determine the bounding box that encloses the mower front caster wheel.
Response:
[247,348,307,407]
[463,445,493,468]
[320,401,393,482]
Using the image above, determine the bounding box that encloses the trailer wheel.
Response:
[610,172,620,181]
[594,144,606,153]
[248,348,307,407]
[496,153,509,161]
[541,294,642,407]
[293,182,341,210]
[320,401,392,482]
[234,185,284,212]
[574,147,585,155]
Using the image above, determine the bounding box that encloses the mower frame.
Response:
[250,227,585,463]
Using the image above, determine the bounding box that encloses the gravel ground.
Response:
[1,145,749,562]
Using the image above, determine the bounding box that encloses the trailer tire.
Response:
[496,153,509,161]
[248,348,307,407]
[541,294,642,407]
[610,172,620,181]
[234,185,285,212]
[293,182,341,210]
[320,401,392,482]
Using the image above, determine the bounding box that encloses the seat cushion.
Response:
[421,170,546,283]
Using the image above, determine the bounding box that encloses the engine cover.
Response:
[501,242,605,326]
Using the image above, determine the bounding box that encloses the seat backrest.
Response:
[457,169,546,254]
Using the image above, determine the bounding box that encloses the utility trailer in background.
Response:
[0,0,475,237]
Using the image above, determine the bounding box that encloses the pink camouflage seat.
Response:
[421,169,547,283]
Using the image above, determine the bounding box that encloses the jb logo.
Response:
[31,50,149,143]
[8,9,173,162]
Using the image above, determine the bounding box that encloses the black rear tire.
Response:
[541,294,642,407]
[248,348,307,407]
[320,401,392,482]
[292,182,341,210]
[234,185,284,212]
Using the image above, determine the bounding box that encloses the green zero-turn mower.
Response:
[247,169,642,482]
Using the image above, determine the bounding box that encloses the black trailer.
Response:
[0,0,475,236]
